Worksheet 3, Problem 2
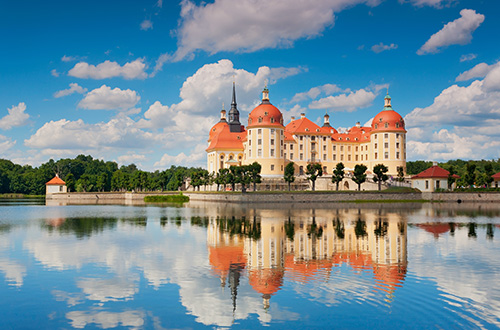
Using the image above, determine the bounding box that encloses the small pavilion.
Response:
[492,172,500,188]
[45,174,67,194]
[411,164,459,192]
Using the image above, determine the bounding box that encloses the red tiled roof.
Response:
[46,175,66,185]
[247,103,284,128]
[492,172,500,180]
[206,124,246,151]
[411,165,457,179]
[371,110,406,133]
[285,117,327,135]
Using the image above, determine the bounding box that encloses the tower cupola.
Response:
[228,82,242,132]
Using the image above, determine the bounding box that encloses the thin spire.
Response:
[231,81,237,108]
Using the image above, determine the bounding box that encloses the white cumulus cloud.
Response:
[459,53,477,62]
[0,135,16,155]
[456,61,500,82]
[140,19,153,31]
[173,0,381,61]
[54,83,88,98]
[291,84,343,103]
[371,42,398,53]
[78,85,140,110]
[68,59,148,80]
[417,9,485,55]
[309,88,379,111]
[405,78,500,161]
[0,102,30,130]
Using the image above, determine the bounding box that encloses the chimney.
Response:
[300,113,305,119]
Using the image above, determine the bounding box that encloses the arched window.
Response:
[271,117,275,123]
[396,122,400,128]
[258,117,263,123]
[385,123,388,128]
[375,124,378,129]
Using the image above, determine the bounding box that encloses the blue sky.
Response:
[0,0,499,170]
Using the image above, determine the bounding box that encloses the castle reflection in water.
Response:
[204,208,408,309]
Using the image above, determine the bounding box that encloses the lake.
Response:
[0,200,499,329]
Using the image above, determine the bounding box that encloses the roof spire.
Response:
[384,91,392,110]
[228,81,242,132]
[231,81,237,108]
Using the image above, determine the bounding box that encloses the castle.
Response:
[207,84,406,177]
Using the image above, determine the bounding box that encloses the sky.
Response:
[0,0,499,171]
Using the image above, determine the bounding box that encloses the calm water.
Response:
[0,201,499,329]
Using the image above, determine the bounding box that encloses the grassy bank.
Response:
[0,193,45,199]
[144,194,189,203]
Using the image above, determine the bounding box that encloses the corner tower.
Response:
[369,93,406,175]
[245,87,285,177]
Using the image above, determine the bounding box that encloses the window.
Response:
[356,146,358,152]
[311,154,315,162]
[300,153,303,160]
[340,155,344,161]
[425,180,429,189]
[290,153,294,159]
[348,155,351,161]
[258,129,262,135]
[271,164,274,171]
[436,180,440,189]
[271,149,275,157]
[385,152,389,159]
[281,140,283,146]
[333,154,336,161]
[356,155,358,161]
[375,143,378,149]
[258,149,262,157]
[340,146,344,152]
[374,134,377,139]
[249,150,252,157]
[323,154,326,161]
[249,140,251,145]
[258,139,262,145]
[323,145,326,151]
[323,137,326,142]
[396,134,400,139]
[265,112,268,116]
[249,130,252,135]
[300,136,303,141]
[300,145,303,151]
[271,117,275,123]
[271,129,275,135]
[323,166,327,174]
[290,144,294,150]
[375,153,378,159]
[396,152,400,159]
[384,142,388,148]
[333,145,336,151]
[375,124,378,129]
[281,165,283,171]
[348,146,351,152]
[396,143,400,149]
[385,123,388,128]
[284,144,286,150]
[271,139,275,145]
[361,155,363,161]
[311,136,315,141]
[258,117,263,123]
[396,122,399,128]
[384,133,388,139]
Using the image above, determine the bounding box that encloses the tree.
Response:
[249,162,262,191]
[485,163,495,187]
[447,165,456,190]
[190,170,203,191]
[397,166,405,182]
[352,164,367,191]
[284,162,295,191]
[305,163,323,191]
[464,163,476,188]
[228,166,238,191]
[373,164,389,191]
[331,162,345,191]
[235,165,252,193]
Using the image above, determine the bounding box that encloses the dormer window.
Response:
[375,124,378,129]
[258,117,263,123]
[249,119,252,124]
[385,123,388,128]
[271,117,275,123]
[355,138,358,141]
[316,129,320,132]
[305,128,309,132]
[264,112,268,116]
[280,118,283,124]
[396,122,400,128]
[379,118,383,122]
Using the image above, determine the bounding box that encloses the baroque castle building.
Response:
[207,84,406,177]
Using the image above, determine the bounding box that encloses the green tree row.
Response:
[0,155,200,195]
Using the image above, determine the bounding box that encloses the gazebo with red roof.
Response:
[45,174,67,194]
[492,172,500,188]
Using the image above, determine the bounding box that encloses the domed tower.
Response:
[369,93,406,175]
[245,87,285,177]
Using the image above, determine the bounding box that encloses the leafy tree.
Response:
[235,165,252,193]
[397,166,405,182]
[331,162,345,191]
[484,163,495,187]
[305,163,323,191]
[249,162,262,191]
[65,173,75,192]
[190,170,203,191]
[406,160,432,175]
[228,166,238,191]
[464,163,477,188]
[447,165,456,190]
[284,162,295,191]
[373,164,389,191]
[352,164,367,191]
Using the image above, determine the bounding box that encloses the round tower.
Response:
[245,87,285,177]
[369,93,406,175]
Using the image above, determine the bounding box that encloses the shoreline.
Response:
[45,191,500,204]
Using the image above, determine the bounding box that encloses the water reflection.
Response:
[0,203,499,329]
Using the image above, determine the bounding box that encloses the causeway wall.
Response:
[45,191,500,204]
